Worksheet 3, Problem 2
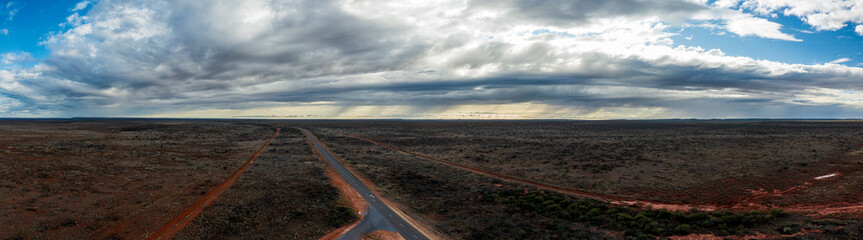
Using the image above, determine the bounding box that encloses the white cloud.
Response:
[723,13,801,41]
[4,1,19,21]
[685,5,801,41]
[829,57,852,64]
[712,0,742,8]
[0,94,22,113]
[0,28,7,35]
[72,1,90,11]
[733,0,863,31]
[1,52,34,65]
[857,25,863,36]
[60,13,86,27]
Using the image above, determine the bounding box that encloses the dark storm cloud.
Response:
[43,0,426,89]
[164,0,428,80]
[11,0,433,116]
[469,0,707,25]
[246,50,857,104]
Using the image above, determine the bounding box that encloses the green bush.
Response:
[770,209,787,218]
[674,224,692,234]
[325,206,356,227]
[617,213,635,222]
[684,212,710,222]
[544,204,564,217]
[587,208,602,217]
[649,227,664,235]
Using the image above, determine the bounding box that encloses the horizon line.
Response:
[0,117,861,121]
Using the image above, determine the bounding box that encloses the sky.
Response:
[1,0,863,119]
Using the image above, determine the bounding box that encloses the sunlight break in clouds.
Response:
[0,0,862,119]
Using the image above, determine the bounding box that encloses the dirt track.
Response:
[145,128,280,240]
[336,132,718,210]
[337,131,863,215]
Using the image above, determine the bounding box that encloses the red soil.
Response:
[87,178,211,240]
[363,230,405,240]
[144,128,280,240]
[670,227,825,240]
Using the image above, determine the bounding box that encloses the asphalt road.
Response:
[340,206,396,240]
[301,129,429,240]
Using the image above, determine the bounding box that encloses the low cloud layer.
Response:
[1,0,863,118]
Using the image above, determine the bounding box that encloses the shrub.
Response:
[684,212,710,222]
[649,227,665,236]
[617,213,635,222]
[674,224,692,234]
[325,206,356,227]
[780,226,797,234]
[587,208,602,217]
[544,204,564,217]
[769,209,787,218]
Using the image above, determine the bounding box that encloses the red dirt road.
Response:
[144,128,280,240]
[336,132,863,215]
[335,132,718,211]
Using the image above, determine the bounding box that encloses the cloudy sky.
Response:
[1,0,863,119]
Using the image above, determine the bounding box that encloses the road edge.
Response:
[300,128,444,240]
